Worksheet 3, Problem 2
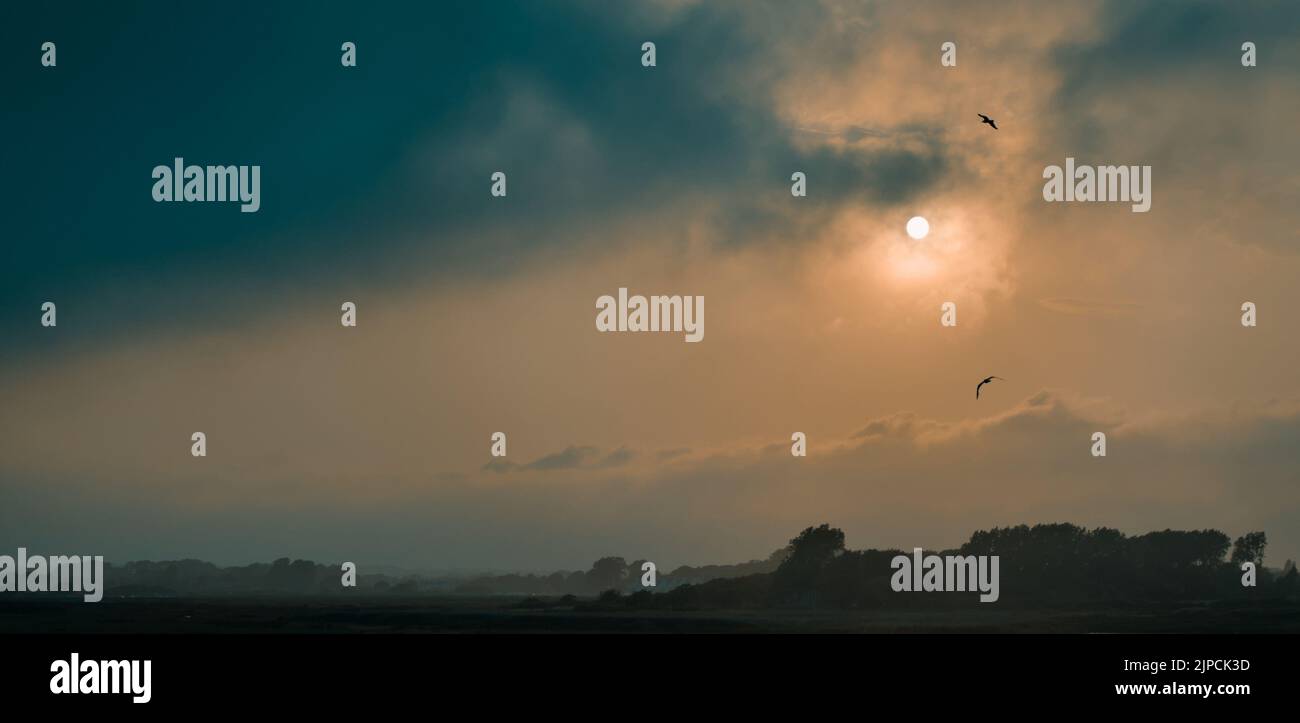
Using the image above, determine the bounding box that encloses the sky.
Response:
[2,0,1299,571]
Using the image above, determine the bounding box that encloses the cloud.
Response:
[1044,0,1300,253]
[791,124,892,142]
[480,444,636,474]
[597,447,637,469]
[525,446,599,472]
[2,0,961,355]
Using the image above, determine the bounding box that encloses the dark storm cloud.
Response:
[0,0,952,356]
[1058,0,1300,75]
[1049,0,1300,153]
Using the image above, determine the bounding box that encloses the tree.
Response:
[587,556,628,593]
[782,524,846,570]
[773,524,846,600]
[1230,532,1267,567]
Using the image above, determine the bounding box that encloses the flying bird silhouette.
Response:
[978,113,998,130]
[976,376,1003,399]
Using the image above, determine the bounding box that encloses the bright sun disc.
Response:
[906,216,930,240]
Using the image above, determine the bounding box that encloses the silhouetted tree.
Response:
[782,524,845,569]
[588,557,628,593]
[773,524,845,603]
[1230,532,1267,567]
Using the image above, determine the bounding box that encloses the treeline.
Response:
[95,523,1299,606]
[603,523,1300,610]
[454,549,788,596]
[106,558,444,596]
[100,550,789,597]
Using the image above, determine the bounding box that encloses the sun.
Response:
[906,216,930,240]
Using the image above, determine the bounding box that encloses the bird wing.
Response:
[976,381,984,398]
[978,114,989,121]
[989,120,998,129]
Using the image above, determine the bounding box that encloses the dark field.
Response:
[4,597,1299,634]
